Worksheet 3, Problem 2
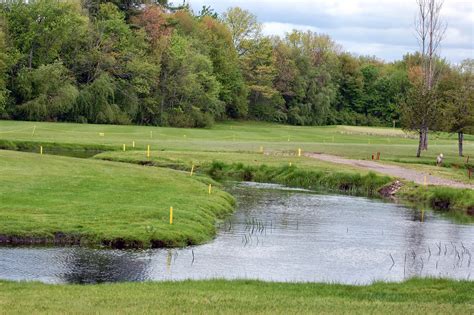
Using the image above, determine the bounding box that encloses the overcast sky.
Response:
[188,0,473,63]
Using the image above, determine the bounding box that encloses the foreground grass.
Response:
[0,279,472,314]
[0,150,234,247]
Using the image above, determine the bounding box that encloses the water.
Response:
[0,182,473,284]
[21,148,103,158]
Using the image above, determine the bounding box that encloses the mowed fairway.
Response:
[0,120,472,163]
[1,120,473,185]
[0,279,472,314]
[0,150,234,247]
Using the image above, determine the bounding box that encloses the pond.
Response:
[0,182,472,284]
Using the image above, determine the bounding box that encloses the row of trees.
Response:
[0,0,472,155]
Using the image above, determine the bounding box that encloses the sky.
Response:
[187,0,473,63]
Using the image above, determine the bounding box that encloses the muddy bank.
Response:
[0,233,197,249]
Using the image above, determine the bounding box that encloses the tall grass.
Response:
[206,161,392,197]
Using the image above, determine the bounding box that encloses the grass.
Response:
[1,120,472,182]
[0,150,234,248]
[0,120,471,160]
[94,150,474,220]
[0,279,472,314]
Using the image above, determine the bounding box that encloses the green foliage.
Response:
[74,73,130,124]
[0,2,466,130]
[14,62,78,120]
[0,19,8,114]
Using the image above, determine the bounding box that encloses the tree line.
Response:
[0,0,472,154]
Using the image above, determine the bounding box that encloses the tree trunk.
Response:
[417,131,423,157]
[458,131,464,157]
[422,127,428,150]
[28,47,34,69]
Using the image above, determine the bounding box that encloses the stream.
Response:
[0,182,472,284]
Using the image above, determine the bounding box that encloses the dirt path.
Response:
[306,153,474,190]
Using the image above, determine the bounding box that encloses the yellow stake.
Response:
[169,206,173,224]
[208,184,212,195]
[40,146,43,155]
[132,141,135,148]
[147,145,150,158]
[122,144,126,152]
[190,165,194,176]
[260,146,264,153]
[289,162,292,167]
[298,148,302,157]
[424,175,428,186]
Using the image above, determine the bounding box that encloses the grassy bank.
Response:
[0,279,472,314]
[96,150,391,196]
[399,184,474,222]
[0,120,472,170]
[96,151,474,220]
[0,150,234,248]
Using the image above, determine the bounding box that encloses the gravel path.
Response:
[306,153,474,190]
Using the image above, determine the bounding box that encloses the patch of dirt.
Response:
[379,180,403,198]
[306,153,474,189]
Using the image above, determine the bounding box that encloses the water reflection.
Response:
[60,248,151,284]
[0,182,472,284]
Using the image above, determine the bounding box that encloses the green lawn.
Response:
[0,150,234,247]
[0,120,471,160]
[1,120,472,182]
[0,279,472,314]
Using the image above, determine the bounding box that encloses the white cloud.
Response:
[189,0,473,62]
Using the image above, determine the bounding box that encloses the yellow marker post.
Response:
[169,207,173,224]
[122,144,126,152]
[190,165,194,176]
[147,145,150,158]
[132,141,135,148]
[424,175,428,186]
[298,148,302,157]
[208,184,212,195]
[260,146,264,153]
[289,162,292,167]
[99,132,105,137]
[40,146,43,155]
